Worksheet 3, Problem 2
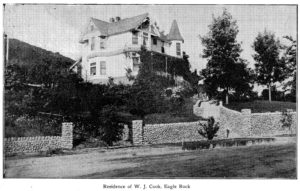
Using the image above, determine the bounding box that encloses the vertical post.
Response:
[241,109,252,137]
[61,122,73,149]
[132,120,143,145]
[165,56,168,76]
[6,34,9,65]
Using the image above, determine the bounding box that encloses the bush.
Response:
[97,106,125,146]
[198,117,219,140]
[5,115,62,137]
[169,96,185,115]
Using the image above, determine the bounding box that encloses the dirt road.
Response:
[4,137,296,178]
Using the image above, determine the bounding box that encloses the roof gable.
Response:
[91,13,149,37]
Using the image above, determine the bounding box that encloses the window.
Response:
[132,32,138,45]
[161,46,165,53]
[143,32,148,46]
[91,37,95,51]
[100,41,105,49]
[152,38,157,45]
[100,61,106,75]
[90,62,96,76]
[176,43,181,56]
[84,40,89,47]
[100,37,106,49]
[132,57,139,72]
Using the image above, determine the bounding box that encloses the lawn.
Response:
[80,142,296,178]
[226,100,296,113]
[144,97,201,124]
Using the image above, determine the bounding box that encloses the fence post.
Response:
[241,109,252,137]
[132,120,144,145]
[61,122,73,149]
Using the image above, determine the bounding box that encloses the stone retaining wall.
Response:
[143,122,205,144]
[132,106,297,146]
[132,120,205,145]
[250,112,297,136]
[219,106,297,138]
[4,122,73,155]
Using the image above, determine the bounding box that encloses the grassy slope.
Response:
[81,142,296,178]
[144,97,201,124]
[226,100,296,113]
[8,38,74,66]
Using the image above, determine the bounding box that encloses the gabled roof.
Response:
[167,20,184,42]
[91,13,149,36]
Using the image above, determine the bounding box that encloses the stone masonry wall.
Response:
[219,106,297,138]
[250,112,297,137]
[219,106,250,138]
[143,122,205,144]
[4,122,73,155]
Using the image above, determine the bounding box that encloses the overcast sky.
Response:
[4,4,297,72]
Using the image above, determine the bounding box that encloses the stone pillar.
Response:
[61,122,73,149]
[122,124,129,141]
[241,109,251,137]
[132,120,143,145]
[219,101,223,106]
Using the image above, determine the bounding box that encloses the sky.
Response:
[3,4,297,72]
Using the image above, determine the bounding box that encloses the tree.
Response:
[252,30,287,102]
[282,36,296,101]
[200,9,253,104]
[198,117,219,140]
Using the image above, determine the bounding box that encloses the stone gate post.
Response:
[61,122,73,149]
[132,120,144,145]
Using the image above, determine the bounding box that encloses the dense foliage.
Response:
[200,9,253,104]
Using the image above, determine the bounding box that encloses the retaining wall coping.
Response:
[5,136,62,142]
[144,121,201,128]
[220,106,242,115]
[251,111,296,116]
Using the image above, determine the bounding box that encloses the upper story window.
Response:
[84,39,89,47]
[176,43,181,56]
[100,61,106,75]
[100,37,106,49]
[132,32,138,45]
[143,32,148,46]
[90,25,94,31]
[161,46,165,53]
[152,38,157,45]
[91,37,95,51]
[90,62,96,76]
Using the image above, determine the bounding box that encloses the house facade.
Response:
[71,13,185,84]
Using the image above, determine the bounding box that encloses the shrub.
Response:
[169,95,185,115]
[5,115,62,137]
[198,117,219,140]
[281,109,293,134]
[97,106,124,146]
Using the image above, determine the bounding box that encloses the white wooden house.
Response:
[70,13,185,84]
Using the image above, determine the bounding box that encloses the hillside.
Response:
[5,38,75,87]
[7,38,74,67]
